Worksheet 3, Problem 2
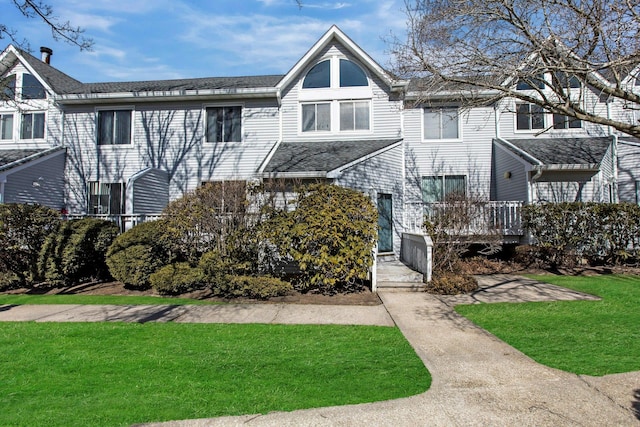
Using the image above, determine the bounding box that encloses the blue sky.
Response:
[2,0,408,83]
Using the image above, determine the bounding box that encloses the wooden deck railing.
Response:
[404,201,524,236]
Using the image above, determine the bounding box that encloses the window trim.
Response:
[204,104,243,143]
[96,107,134,146]
[301,101,331,133]
[20,111,46,140]
[553,113,582,130]
[0,113,14,140]
[515,103,545,132]
[88,181,126,215]
[421,175,467,203]
[422,107,462,141]
[339,100,371,132]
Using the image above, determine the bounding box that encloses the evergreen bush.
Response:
[0,203,60,287]
[38,218,119,285]
[106,220,173,289]
[149,263,206,295]
[259,184,377,293]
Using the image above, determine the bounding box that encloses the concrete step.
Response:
[375,260,424,292]
[376,262,423,283]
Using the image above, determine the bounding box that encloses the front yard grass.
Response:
[455,274,640,376]
[0,322,430,427]
[0,294,222,306]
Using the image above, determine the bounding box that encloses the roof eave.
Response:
[405,88,502,101]
[262,171,328,179]
[55,87,280,104]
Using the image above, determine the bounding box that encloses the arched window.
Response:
[22,74,46,100]
[339,59,368,87]
[303,60,331,89]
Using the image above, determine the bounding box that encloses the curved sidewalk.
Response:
[139,275,640,426]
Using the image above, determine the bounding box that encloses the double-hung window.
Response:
[89,182,125,215]
[423,108,459,140]
[422,175,467,203]
[302,103,331,132]
[98,110,132,145]
[553,113,582,129]
[339,101,369,131]
[0,114,13,139]
[516,103,545,130]
[206,106,242,142]
[21,112,45,139]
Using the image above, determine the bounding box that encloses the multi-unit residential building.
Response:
[1,25,639,260]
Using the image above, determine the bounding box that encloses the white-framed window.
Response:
[0,113,13,139]
[553,113,582,129]
[339,101,370,131]
[423,108,460,140]
[206,106,242,142]
[299,57,372,134]
[88,181,125,215]
[516,103,545,130]
[97,109,132,145]
[422,175,467,203]
[302,103,331,132]
[21,74,46,100]
[20,112,45,139]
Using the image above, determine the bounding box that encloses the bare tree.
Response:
[2,0,93,51]
[392,0,640,138]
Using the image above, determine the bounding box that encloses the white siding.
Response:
[617,140,640,203]
[62,98,279,213]
[335,144,404,254]
[279,43,402,142]
[403,105,496,202]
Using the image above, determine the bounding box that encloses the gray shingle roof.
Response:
[16,47,283,95]
[81,75,284,94]
[264,139,402,174]
[501,137,612,166]
[0,147,65,172]
[18,49,84,94]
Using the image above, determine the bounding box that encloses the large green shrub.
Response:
[0,203,60,287]
[149,263,206,295]
[260,184,377,293]
[522,202,640,266]
[106,220,173,289]
[38,218,119,286]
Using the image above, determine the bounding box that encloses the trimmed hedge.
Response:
[522,202,640,266]
[211,275,293,300]
[106,221,173,289]
[38,218,119,286]
[149,263,206,295]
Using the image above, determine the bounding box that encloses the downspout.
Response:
[494,103,500,139]
[606,101,618,203]
[0,176,5,204]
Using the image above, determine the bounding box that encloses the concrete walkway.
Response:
[2,275,639,426]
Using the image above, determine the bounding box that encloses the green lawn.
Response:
[455,274,640,376]
[0,322,430,427]
[0,294,222,306]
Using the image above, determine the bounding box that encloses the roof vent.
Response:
[40,47,53,64]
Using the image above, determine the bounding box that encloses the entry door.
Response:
[377,193,393,253]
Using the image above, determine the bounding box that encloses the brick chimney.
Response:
[40,47,53,64]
